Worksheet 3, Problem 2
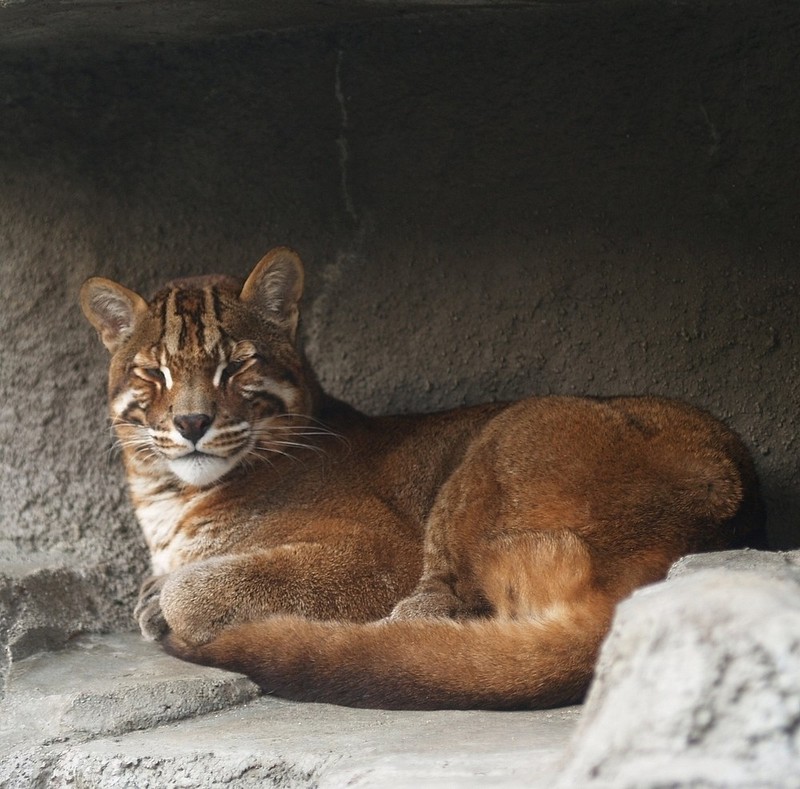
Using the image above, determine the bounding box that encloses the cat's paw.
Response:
[390,590,461,620]
[134,574,170,641]
[158,563,235,646]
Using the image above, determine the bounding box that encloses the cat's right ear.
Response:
[80,277,148,353]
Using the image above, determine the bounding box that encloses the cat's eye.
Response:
[213,356,256,388]
[135,367,163,381]
[225,360,247,376]
[133,366,171,388]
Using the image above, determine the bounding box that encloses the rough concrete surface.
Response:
[670,545,800,581]
[0,551,144,695]
[48,701,580,788]
[557,563,800,788]
[2,633,258,744]
[0,632,580,787]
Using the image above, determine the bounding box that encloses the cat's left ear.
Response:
[240,247,305,339]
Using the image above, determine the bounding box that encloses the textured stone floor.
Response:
[0,633,580,787]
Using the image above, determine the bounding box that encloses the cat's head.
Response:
[81,248,317,488]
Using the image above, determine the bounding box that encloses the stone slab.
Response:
[670,547,800,581]
[45,697,581,788]
[0,552,148,700]
[0,632,580,788]
[1,633,259,747]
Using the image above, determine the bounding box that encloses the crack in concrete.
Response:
[699,101,721,158]
[335,48,357,224]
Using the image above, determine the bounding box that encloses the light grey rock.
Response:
[1,632,259,744]
[558,569,800,788]
[0,633,260,787]
[670,547,800,582]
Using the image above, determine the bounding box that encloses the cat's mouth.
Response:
[167,451,241,487]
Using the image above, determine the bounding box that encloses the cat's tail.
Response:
[163,602,611,710]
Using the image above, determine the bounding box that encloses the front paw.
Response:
[134,574,169,641]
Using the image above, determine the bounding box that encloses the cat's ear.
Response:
[80,277,148,353]
[240,247,305,339]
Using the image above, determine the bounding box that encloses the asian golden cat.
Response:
[80,248,764,710]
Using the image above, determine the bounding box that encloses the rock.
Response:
[1,632,259,744]
[670,547,800,580]
[557,568,800,788]
[0,632,261,787]
[0,553,143,699]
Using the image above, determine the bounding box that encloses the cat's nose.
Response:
[173,413,213,443]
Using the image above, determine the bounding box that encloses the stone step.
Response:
[1,632,259,746]
[0,631,579,787]
[48,698,580,788]
[4,553,800,788]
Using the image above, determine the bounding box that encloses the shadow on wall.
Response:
[0,0,798,568]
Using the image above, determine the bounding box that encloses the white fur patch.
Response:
[212,362,226,388]
[111,387,137,417]
[167,453,240,487]
[148,421,250,485]
[130,481,204,574]
[160,366,174,390]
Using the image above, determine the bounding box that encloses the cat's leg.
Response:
[145,532,420,646]
[392,422,604,625]
[391,449,502,621]
[394,505,609,632]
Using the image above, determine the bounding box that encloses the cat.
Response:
[80,247,765,710]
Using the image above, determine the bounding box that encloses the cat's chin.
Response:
[168,453,239,487]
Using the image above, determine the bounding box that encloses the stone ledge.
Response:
[0,633,579,787]
[670,546,800,580]
[11,697,580,788]
[0,553,141,699]
[46,700,579,788]
[1,633,258,746]
[3,550,800,787]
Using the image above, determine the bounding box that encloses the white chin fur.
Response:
[167,454,238,487]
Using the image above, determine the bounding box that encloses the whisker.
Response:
[266,439,329,456]
[247,446,295,468]
[266,413,349,444]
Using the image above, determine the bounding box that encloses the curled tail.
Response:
[164,605,610,710]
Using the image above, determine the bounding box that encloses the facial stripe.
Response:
[211,288,224,323]
[160,366,174,390]
[175,289,204,349]
[164,289,178,356]
[157,285,228,356]
[248,391,287,415]
[237,376,305,419]
[203,288,223,352]
[212,362,225,388]
[112,387,138,418]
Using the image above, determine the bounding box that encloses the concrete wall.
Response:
[1,1,798,651]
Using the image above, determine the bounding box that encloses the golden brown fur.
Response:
[80,248,765,710]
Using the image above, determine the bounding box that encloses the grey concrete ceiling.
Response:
[1,0,566,49]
